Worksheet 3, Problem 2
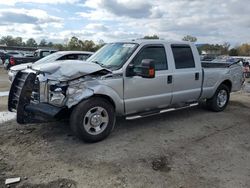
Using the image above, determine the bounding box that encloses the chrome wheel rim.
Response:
[83,107,109,135]
[217,90,228,108]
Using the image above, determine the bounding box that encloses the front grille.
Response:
[8,71,37,123]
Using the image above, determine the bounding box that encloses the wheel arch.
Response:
[93,94,116,110]
[220,79,232,92]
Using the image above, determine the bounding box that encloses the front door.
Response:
[124,44,173,115]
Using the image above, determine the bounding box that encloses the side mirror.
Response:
[137,59,155,78]
[126,59,155,78]
[126,64,135,77]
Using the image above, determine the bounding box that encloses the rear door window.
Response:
[171,45,195,69]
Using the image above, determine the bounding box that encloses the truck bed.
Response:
[201,61,232,68]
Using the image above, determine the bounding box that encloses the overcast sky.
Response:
[0,0,249,45]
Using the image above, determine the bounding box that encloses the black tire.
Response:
[70,97,115,143]
[206,84,230,112]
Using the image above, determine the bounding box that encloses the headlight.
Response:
[48,84,68,107]
[49,85,67,106]
[49,88,65,106]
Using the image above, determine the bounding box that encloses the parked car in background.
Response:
[4,49,58,70]
[0,52,5,64]
[8,40,244,142]
[1,52,12,67]
[243,62,250,78]
[8,51,94,82]
[23,52,35,57]
[6,51,24,57]
[200,54,216,61]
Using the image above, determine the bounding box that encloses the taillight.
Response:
[10,57,15,65]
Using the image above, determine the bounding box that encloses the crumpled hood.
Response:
[32,60,111,81]
[11,63,33,71]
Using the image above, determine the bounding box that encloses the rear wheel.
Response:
[70,97,115,142]
[206,84,230,112]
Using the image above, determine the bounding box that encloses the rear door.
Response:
[124,44,173,115]
[170,44,202,104]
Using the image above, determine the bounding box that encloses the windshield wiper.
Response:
[91,60,106,67]
[91,60,101,65]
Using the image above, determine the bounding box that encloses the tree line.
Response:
[1,35,250,56]
[0,35,104,52]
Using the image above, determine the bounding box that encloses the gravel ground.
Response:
[0,68,250,188]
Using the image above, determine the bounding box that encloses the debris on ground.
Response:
[18,178,77,188]
[0,91,9,97]
[0,111,16,124]
[5,177,21,185]
[151,156,171,172]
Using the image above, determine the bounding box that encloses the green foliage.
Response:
[143,35,159,39]
[15,37,25,46]
[198,43,250,56]
[4,35,249,56]
[65,36,103,51]
[39,39,47,47]
[197,43,230,55]
[53,43,65,51]
[182,35,197,42]
[237,43,250,56]
[0,35,104,52]
[25,38,37,47]
[0,36,25,46]
[229,48,238,56]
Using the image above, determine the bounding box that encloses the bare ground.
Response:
[0,68,9,92]
[0,68,250,188]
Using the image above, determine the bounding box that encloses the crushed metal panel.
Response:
[33,60,111,81]
[66,81,94,108]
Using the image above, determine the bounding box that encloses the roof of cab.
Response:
[114,39,193,46]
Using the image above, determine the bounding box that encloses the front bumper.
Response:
[24,103,67,123]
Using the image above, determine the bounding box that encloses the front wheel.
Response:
[206,84,230,112]
[70,97,115,143]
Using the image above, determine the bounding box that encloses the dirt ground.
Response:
[0,68,10,92]
[0,67,250,188]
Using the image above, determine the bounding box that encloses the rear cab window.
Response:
[171,44,195,69]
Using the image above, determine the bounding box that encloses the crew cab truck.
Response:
[8,40,243,142]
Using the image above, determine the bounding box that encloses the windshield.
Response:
[87,42,138,70]
[34,52,62,65]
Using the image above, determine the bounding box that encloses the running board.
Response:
[126,103,199,120]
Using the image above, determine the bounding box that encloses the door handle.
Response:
[195,72,199,80]
[167,75,172,84]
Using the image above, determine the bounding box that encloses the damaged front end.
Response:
[8,71,68,124]
[8,62,111,124]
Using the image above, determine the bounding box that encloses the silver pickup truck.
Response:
[8,40,244,142]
